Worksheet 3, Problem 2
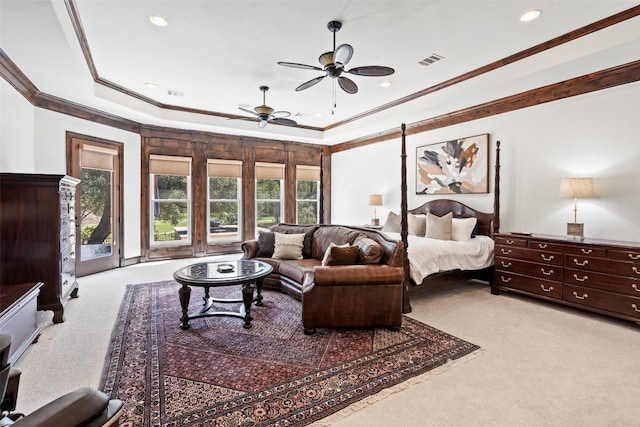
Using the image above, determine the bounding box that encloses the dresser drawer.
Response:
[496,257,562,281]
[564,284,640,321]
[495,236,528,247]
[61,246,76,274]
[608,249,640,263]
[564,268,640,296]
[494,272,562,299]
[566,255,640,278]
[496,246,562,266]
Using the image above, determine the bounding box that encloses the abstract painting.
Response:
[416,134,489,194]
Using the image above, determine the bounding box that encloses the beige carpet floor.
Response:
[13,255,640,426]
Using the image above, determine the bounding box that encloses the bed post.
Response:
[493,140,501,235]
[400,124,412,313]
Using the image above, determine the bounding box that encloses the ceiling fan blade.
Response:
[271,117,298,127]
[238,107,259,117]
[347,66,395,77]
[338,76,358,94]
[277,62,323,72]
[258,120,268,129]
[271,111,291,119]
[296,75,326,91]
[333,44,353,68]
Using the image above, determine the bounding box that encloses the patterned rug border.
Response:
[100,280,481,426]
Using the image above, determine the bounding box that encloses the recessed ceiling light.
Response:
[380,81,392,88]
[315,113,322,118]
[149,15,168,27]
[145,82,158,88]
[520,9,541,22]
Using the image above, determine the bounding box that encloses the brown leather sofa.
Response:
[241,224,405,334]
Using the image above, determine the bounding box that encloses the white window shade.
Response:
[81,145,117,170]
[150,155,191,176]
[208,159,242,178]
[296,165,320,181]
[256,162,284,180]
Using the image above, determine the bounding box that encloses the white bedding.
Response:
[385,233,494,284]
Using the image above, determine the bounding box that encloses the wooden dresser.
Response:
[0,173,80,323]
[493,233,640,324]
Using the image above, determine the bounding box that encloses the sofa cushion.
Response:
[278,259,320,283]
[256,231,275,257]
[272,232,304,260]
[322,244,360,266]
[311,226,360,260]
[272,225,317,258]
[353,235,383,264]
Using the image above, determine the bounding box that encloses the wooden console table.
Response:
[0,282,43,364]
[493,233,640,324]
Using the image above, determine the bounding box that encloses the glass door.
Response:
[67,133,123,276]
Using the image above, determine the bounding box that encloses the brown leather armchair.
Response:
[0,334,123,427]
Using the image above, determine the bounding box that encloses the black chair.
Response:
[0,334,123,427]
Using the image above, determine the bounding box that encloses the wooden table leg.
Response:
[179,283,191,330]
[242,283,254,329]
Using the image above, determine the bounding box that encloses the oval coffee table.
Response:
[173,259,273,330]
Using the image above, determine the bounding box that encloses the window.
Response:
[208,159,242,243]
[296,165,320,224]
[150,155,191,245]
[255,162,284,231]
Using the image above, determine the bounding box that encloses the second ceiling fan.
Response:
[278,20,395,94]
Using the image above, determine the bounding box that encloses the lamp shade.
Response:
[368,194,383,206]
[560,178,593,199]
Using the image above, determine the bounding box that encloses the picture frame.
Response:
[416,133,489,194]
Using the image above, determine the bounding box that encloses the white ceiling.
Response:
[1,1,639,145]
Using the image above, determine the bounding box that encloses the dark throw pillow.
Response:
[256,230,275,258]
[353,235,383,264]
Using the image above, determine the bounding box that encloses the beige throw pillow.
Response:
[408,213,426,236]
[272,232,305,260]
[452,217,478,242]
[425,212,453,240]
[382,211,401,233]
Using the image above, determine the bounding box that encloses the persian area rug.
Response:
[100,280,480,426]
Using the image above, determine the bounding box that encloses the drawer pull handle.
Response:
[500,276,512,283]
[633,304,640,313]
[501,261,512,268]
[541,268,554,276]
[573,274,589,282]
[581,248,592,254]
[538,244,548,249]
[629,254,640,261]
[63,257,68,263]
[573,258,588,267]
[501,249,512,255]
[633,267,640,275]
[572,291,588,300]
[540,285,554,292]
[541,254,554,262]
[506,240,514,245]
[632,284,640,292]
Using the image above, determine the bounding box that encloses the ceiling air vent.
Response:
[167,90,185,97]
[419,53,444,67]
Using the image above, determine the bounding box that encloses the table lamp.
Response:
[368,194,383,226]
[560,178,593,238]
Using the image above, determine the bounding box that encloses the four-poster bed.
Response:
[399,124,501,313]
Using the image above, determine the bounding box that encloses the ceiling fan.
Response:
[238,86,297,128]
[278,20,395,95]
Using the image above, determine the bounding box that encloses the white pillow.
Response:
[451,217,478,242]
[272,232,305,260]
